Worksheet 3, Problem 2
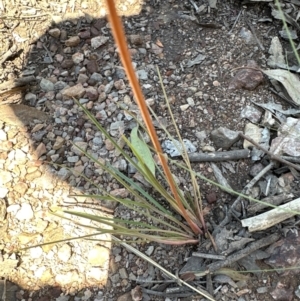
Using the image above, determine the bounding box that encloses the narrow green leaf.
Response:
[130,126,155,176]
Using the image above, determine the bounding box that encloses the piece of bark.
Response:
[241,197,300,232]
[247,193,294,215]
[188,149,250,162]
[207,233,280,273]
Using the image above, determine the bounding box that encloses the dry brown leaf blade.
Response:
[262,69,300,105]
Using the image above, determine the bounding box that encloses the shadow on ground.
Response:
[0,1,146,300]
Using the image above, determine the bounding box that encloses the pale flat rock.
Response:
[0,170,12,184]
[0,104,49,126]
[87,245,109,266]
[15,203,34,221]
[62,83,86,99]
[57,244,72,262]
[29,246,43,259]
[0,187,8,198]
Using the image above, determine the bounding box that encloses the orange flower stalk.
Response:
[105,0,202,235]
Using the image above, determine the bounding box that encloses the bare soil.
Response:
[1,0,300,300]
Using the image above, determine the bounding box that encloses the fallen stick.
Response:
[188,149,250,162]
[247,193,294,215]
[239,132,300,172]
[241,197,300,232]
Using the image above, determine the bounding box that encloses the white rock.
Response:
[180,104,189,111]
[30,247,43,259]
[145,98,155,106]
[55,271,78,286]
[145,246,154,256]
[91,36,109,49]
[86,267,105,281]
[187,97,195,106]
[0,129,7,140]
[15,149,27,161]
[57,244,72,262]
[15,203,34,220]
[72,52,84,64]
[6,204,20,213]
[0,171,12,185]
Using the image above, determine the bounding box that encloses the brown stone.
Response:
[14,182,28,195]
[62,84,85,99]
[34,142,47,158]
[65,36,80,47]
[61,59,74,69]
[85,86,98,101]
[129,34,143,46]
[86,60,99,74]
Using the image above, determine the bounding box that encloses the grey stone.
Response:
[119,268,128,279]
[211,127,240,150]
[195,130,207,141]
[136,69,148,80]
[24,92,37,105]
[40,78,54,91]
[162,139,197,157]
[89,72,103,85]
[0,280,19,301]
[110,273,120,284]
[57,167,71,180]
[257,287,269,294]
[92,137,103,146]
[240,105,262,123]
[54,81,68,90]
[113,159,127,171]
[71,141,88,155]
[91,36,109,49]
[67,156,79,163]
[110,121,124,137]
[104,81,114,94]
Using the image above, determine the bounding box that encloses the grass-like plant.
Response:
[50,0,207,244]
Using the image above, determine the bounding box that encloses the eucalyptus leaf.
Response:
[262,69,300,105]
[130,126,155,176]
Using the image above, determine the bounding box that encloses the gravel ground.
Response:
[1,0,300,300]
